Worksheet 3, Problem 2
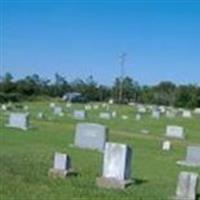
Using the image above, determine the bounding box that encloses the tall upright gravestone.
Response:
[74,123,107,152]
[177,146,200,167]
[175,171,198,200]
[6,113,29,130]
[96,142,133,189]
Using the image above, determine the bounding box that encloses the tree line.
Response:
[0,72,200,108]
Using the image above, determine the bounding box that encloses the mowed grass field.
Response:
[1,100,200,200]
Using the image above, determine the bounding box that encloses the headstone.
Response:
[166,126,184,139]
[135,113,141,121]
[66,102,72,108]
[141,129,149,135]
[175,171,198,200]
[111,111,117,118]
[37,112,45,119]
[159,106,166,113]
[138,106,146,114]
[6,113,29,130]
[49,152,74,178]
[49,102,55,108]
[99,112,111,120]
[152,110,160,119]
[1,104,7,111]
[24,105,29,111]
[166,110,176,118]
[73,110,86,120]
[53,106,63,116]
[74,123,107,151]
[121,115,128,120]
[162,140,171,151]
[96,142,132,189]
[182,110,192,118]
[85,105,92,110]
[177,146,200,167]
[108,99,114,104]
[194,108,200,115]
[93,105,99,110]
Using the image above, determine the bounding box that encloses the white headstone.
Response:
[194,108,200,115]
[73,110,86,120]
[6,113,29,130]
[53,152,70,170]
[177,146,200,167]
[152,110,160,119]
[182,110,192,118]
[162,140,171,151]
[53,106,63,116]
[166,126,184,139]
[99,112,111,120]
[136,113,141,121]
[121,115,128,120]
[102,142,132,181]
[49,102,55,108]
[175,171,198,200]
[111,111,117,118]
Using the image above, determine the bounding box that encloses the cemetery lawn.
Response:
[1,100,200,200]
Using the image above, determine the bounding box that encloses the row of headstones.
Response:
[51,122,199,199]
[4,112,200,198]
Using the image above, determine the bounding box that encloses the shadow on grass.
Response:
[133,178,148,185]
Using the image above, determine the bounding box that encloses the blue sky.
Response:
[1,1,200,85]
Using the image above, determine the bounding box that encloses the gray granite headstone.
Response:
[96,142,132,189]
[74,123,107,151]
[152,110,160,119]
[166,126,184,139]
[73,110,86,120]
[99,112,111,120]
[177,146,200,167]
[6,113,29,130]
[53,152,70,170]
[175,171,198,200]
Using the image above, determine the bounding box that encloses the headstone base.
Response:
[96,177,133,189]
[48,168,75,178]
[5,124,28,131]
[177,160,200,167]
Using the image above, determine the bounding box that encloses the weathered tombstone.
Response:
[177,146,200,167]
[99,112,111,120]
[162,140,171,151]
[166,126,184,139]
[175,171,198,200]
[152,110,160,119]
[96,142,132,189]
[74,123,107,151]
[182,110,192,118]
[135,113,141,121]
[6,113,29,130]
[159,106,166,114]
[73,110,86,120]
[48,152,74,178]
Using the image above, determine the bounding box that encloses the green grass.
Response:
[1,100,200,200]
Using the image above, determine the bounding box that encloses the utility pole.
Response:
[119,53,127,103]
